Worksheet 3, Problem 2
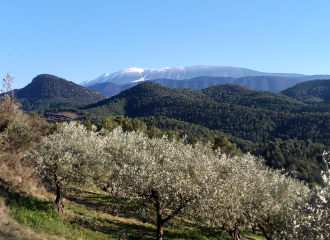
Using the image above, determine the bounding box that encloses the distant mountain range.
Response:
[87,76,307,97]
[80,66,330,97]
[80,66,312,86]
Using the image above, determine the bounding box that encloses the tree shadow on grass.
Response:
[65,187,145,219]
[71,215,226,240]
[65,187,229,239]
[4,191,53,213]
[78,217,156,239]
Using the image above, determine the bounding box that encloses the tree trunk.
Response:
[157,221,164,240]
[229,228,240,240]
[258,224,272,240]
[156,202,164,240]
[252,224,257,234]
[54,174,66,215]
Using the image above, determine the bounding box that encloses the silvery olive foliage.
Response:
[285,152,330,240]
[105,127,218,212]
[262,151,330,240]
[195,152,309,240]
[293,184,330,240]
[101,128,311,240]
[103,128,225,239]
[25,121,111,192]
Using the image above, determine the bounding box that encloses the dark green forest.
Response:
[82,82,330,145]
[281,79,330,103]
[11,74,107,112]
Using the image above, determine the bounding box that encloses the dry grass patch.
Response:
[0,152,52,200]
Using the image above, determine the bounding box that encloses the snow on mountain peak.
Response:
[122,67,145,74]
[150,66,185,72]
[133,77,148,82]
[81,65,308,87]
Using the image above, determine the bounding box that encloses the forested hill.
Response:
[82,81,330,145]
[13,74,107,112]
[280,79,330,103]
[200,83,307,111]
[85,82,308,112]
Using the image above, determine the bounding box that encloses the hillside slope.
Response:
[13,74,107,112]
[280,79,330,103]
[82,82,330,145]
[200,83,306,111]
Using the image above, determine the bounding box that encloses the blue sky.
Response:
[1,0,330,89]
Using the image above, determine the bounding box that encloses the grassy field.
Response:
[0,183,266,240]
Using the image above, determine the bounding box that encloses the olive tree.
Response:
[227,152,330,240]
[197,153,309,240]
[293,184,330,240]
[246,167,308,240]
[25,122,110,214]
[285,152,330,240]
[103,128,223,240]
[101,128,313,240]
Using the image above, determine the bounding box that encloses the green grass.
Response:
[3,188,233,240]
[242,233,266,240]
[1,184,265,240]
[239,228,266,240]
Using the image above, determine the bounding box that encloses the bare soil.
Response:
[45,111,79,123]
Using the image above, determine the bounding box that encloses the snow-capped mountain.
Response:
[80,66,307,87]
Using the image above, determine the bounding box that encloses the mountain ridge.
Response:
[86,75,307,97]
[80,65,315,86]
